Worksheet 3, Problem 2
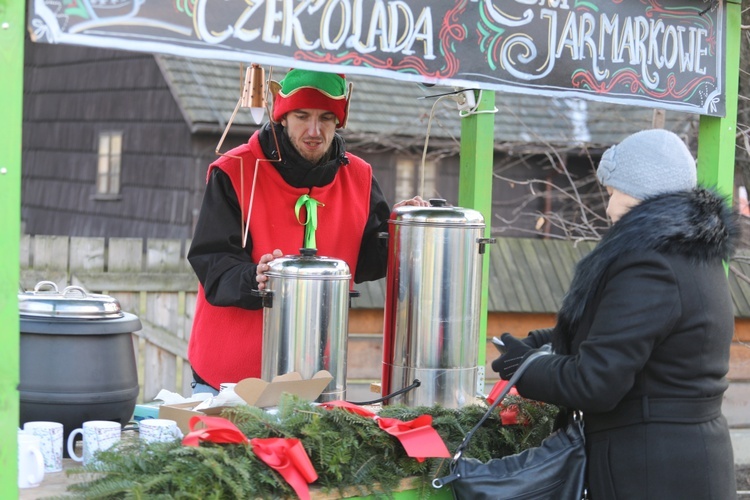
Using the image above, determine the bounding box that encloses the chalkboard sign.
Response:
[28,0,726,116]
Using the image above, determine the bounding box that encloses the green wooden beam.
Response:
[0,0,23,497]
[458,90,496,384]
[697,0,741,200]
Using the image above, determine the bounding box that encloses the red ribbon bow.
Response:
[321,400,450,462]
[251,438,318,500]
[486,380,523,425]
[182,415,250,447]
[181,416,318,499]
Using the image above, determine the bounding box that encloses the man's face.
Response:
[281,108,338,164]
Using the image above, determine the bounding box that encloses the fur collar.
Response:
[553,188,739,353]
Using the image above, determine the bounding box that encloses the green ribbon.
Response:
[294,194,324,249]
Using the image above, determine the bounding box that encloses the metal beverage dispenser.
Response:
[255,248,353,402]
[381,199,493,408]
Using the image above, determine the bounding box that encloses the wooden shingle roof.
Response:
[155,55,697,152]
[353,237,750,319]
[728,254,750,319]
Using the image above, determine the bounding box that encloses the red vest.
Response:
[188,132,372,388]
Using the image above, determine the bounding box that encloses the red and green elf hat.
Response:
[271,69,352,128]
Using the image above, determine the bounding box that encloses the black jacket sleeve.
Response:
[526,328,553,348]
[187,169,263,309]
[353,175,391,283]
[515,253,680,413]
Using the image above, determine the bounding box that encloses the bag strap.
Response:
[452,346,551,462]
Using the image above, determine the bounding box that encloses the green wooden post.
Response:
[0,0,23,497]
[458,90,496,387]
[696,0,741,200]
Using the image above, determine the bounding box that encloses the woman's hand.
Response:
[256,249,283,290]
[491,333,533,380]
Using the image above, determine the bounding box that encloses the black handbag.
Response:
[433,349,587,500]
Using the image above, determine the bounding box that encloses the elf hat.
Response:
[270,69,352,128]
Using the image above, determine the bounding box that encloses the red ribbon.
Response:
[486,380,523,425]
[182,415,250,447]
[321,400,450,462]
[320,400,376,418]
[376,415,450,462]
[251,438,318,500]
[499,405,521,426]
[486,379,519,406]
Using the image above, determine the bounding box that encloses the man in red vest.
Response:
[187,69,427,394]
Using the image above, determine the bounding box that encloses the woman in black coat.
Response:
[493,129,739,499]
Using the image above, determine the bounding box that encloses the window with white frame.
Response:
[95,131,122,198]
[395,157,436,201]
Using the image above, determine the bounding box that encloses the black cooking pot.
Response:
[19,281,141,455]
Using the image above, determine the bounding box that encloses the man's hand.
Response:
[392,196,430,209]
[256,249,283,290]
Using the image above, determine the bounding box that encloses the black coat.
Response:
[516,189,739,499]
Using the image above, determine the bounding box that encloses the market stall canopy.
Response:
[29,0,727,116]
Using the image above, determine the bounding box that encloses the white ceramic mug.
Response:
[23,421,64,473]
[67,421,122,465]
[139,419,183,444]
[18,431,45,489]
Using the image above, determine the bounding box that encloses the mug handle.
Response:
[25,446,45,486]
[67,428,84,462]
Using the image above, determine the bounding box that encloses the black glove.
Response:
[491,333,533,380]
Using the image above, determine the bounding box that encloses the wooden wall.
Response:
[22,41,199,239]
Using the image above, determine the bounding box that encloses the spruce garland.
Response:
[67,394,558,499]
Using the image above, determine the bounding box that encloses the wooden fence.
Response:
[20,235,197,402]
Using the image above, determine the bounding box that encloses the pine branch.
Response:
[66,394,559,499]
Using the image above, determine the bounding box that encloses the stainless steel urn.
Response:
[381,199,493,408]
[257,248,352,402]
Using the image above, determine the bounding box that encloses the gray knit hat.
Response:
[597,129,697,200]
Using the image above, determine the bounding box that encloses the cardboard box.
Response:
[159,370,333,435]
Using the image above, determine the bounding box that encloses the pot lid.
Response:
[389,198,485,227]
[19,281,124,319]
[266,248,351,280]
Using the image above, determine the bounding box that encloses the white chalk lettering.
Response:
[282,0,320,50]
[262,0,281,44]
[320,0,350,50]
[366,0,389,51]
[233,1,264,42]
[402,7,434,58]
[388,1,414,53]
[195,0,232,44]
[599,14,619,63]
[192,0,709,86]
[492,5,709,82]
[194,0,434,59]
